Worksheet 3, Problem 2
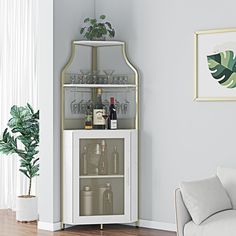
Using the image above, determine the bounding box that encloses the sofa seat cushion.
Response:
[184,210,236,236]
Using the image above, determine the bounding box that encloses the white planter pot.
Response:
[16,196,38,222]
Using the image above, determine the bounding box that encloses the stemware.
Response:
[70,73,77,84]
[80,69,91,84]
[92,70,100,84]
[103,70,115,84]
[102,106,109,129]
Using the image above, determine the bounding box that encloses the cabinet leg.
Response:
[100,224,103,230]
[135,221,139,228]
[61,223,65,230]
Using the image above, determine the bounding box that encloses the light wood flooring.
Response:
[0,209,176,236]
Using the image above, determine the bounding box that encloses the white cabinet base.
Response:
[62,130,138,225]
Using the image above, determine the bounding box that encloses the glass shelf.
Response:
[63,84,137,88]
[79,175,124,179]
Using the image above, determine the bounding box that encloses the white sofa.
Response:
[175,167,236,236]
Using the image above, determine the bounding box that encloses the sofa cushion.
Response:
[180,176,232,225]
[217,167,236,209]
[184,210,236,236]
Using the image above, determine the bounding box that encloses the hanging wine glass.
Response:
[102,106,109,130]
[103,70,115,84]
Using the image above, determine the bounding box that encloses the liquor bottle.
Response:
[80,146,88,175]
[93,88,105,129]
[98,140,108,175]
[109,97,117,129]
[84,105,93,129]
[111,146,119,175]
[103,183,113,215]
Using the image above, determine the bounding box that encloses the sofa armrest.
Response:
[175,188,192,236]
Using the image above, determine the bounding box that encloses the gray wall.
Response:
[96,0,236,224]
[39,0,236,226]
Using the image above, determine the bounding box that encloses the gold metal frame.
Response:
[194,28,236,101]
[60,40,139,227]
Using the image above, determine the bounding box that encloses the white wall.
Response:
[38,0,94,228]
[96,0,236,225]
[38,0,54,225]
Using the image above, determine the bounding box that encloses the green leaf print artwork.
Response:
[207,50,236,88]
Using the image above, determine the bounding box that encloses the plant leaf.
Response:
[90,19,97,25]
[80,27,85,34]
[105,22,112,29]
[27,103,34,114]
[207,50,236,88]
[19,169,30,179]
[84,17,90,23]
[100,15,106,20]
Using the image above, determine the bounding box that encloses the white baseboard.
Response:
[37,219,176,232]
[138,219,176,232]
[37,221,61,231]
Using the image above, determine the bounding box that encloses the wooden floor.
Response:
[0,210,176,236]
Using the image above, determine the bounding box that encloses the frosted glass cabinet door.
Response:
[73,130,132,224]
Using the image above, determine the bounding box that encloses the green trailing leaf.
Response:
[207,50,236,88]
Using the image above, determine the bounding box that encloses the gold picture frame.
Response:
[194,28,236,101]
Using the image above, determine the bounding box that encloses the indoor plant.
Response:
[80,14,115,40]
[0,104,39,221]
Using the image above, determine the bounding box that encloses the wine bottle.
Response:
[93,88,105,129]
[111,146,119,175]
[109,97,117,129]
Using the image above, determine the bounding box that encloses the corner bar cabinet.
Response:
[61,41,139,227]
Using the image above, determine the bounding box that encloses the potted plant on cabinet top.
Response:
[0,104,39,222]
[80,14,115,40]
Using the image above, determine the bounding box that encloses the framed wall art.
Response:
[194,28,236,101]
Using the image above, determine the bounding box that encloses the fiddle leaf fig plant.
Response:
[0,104,39,197]
[80,14,115,40]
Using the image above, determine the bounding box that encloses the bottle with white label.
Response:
[93,88,105,129]
[109,97,117,129]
